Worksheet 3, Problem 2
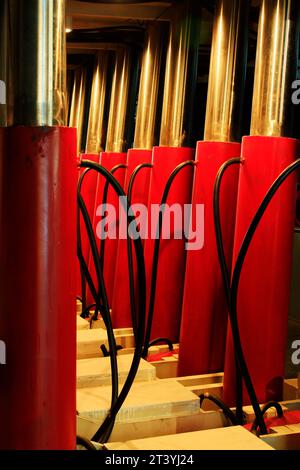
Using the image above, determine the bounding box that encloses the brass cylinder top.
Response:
[105,48,131,153]
[133,22,164,150]
[204,0,249,142]
[10,0,67,126]
[85,51,109,154]
[69,67,86,153]
[159,0,200,147]
[251,0,300,137]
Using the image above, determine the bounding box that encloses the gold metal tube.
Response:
[0,0,8,126]
[85,51,109,154]
[69,67,87,153]
[159,0,200,147]
[251,0,300,137]
[134,22,164,150]
[9,0,67,126]
[105,48,131,153]
[53,0,67,125]
[204,0,249,142]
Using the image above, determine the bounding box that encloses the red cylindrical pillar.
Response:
[143,146,194,343]
[77,153,101,299]
[0,127,77,449]
[112,148,153,328]
[178,141,241,375]
[223,136,298,405]
[87,151,127,307]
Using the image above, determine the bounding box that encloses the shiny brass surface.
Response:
[0,0,8,126]
[251,0,300,137]
[69,67,86,153]
[204,0,249,142]
[85,52,109,154]
[105,48,131,153]
[10,0,67,126]
[53,0,67,125]
[134,22,164,150]
[159,0,200,147]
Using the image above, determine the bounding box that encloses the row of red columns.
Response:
[79,134,298,407]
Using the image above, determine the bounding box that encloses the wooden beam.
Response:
[66,0,171,22]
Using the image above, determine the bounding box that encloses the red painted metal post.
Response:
[0,127,77,449]
[112,148,152,328]
[143,146,194,343]
[223,135,298,405]
[178,141,241,375]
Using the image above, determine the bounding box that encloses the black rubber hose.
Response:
[213,158,244,424]
[100,164,128,271]
[78,170,119,428]
[142,160,196,358]
[78,168,92,315]
[230,157,300,435]
[148,337,174,352]
[76,435,97,451]
[80,160,146,443]
[251,401,283,434]
[199,393,238,426]
[127,163,153,340]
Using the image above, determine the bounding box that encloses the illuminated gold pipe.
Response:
[251,0,300,137]
[159,0,200,147]
[53,0,67,126]
[10,0,66,126]
[85,51,109,154]
[204,0,249,142]
[134,22,164,150]
[0,0,8,126]
[105,48,131,153]
[69,67,87,153]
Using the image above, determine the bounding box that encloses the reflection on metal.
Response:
[53,0,67,125]
[106,48,131,153]
[204,0,249,142]
[134,22,164,150]
[159,0,200,147]
[69,68,86,153]
[251,0,300,137]
[85,52,109,154]
[10,0,67,126]
[66,70,74,124]
[0,0,8,126]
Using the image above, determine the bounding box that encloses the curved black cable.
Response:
[199,393,238,426]
[230,157,300,435]
[142,160,195,358]
[213,158,244,424]
[127,163,153,340]
[80,160,146,443]
[148,337,174,352]
[78,169,119,437]
[76,435,97,451]
[78,168,92,316]
[251,401,283,434]
[100,164,128,271]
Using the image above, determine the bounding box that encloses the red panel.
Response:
[178,141,241,376]
[112,148,153,328]
[87,152,127,307]
[223,135,298,406]
[0,127,77,449]
[143,146,194,343]
[76,153,101,298]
